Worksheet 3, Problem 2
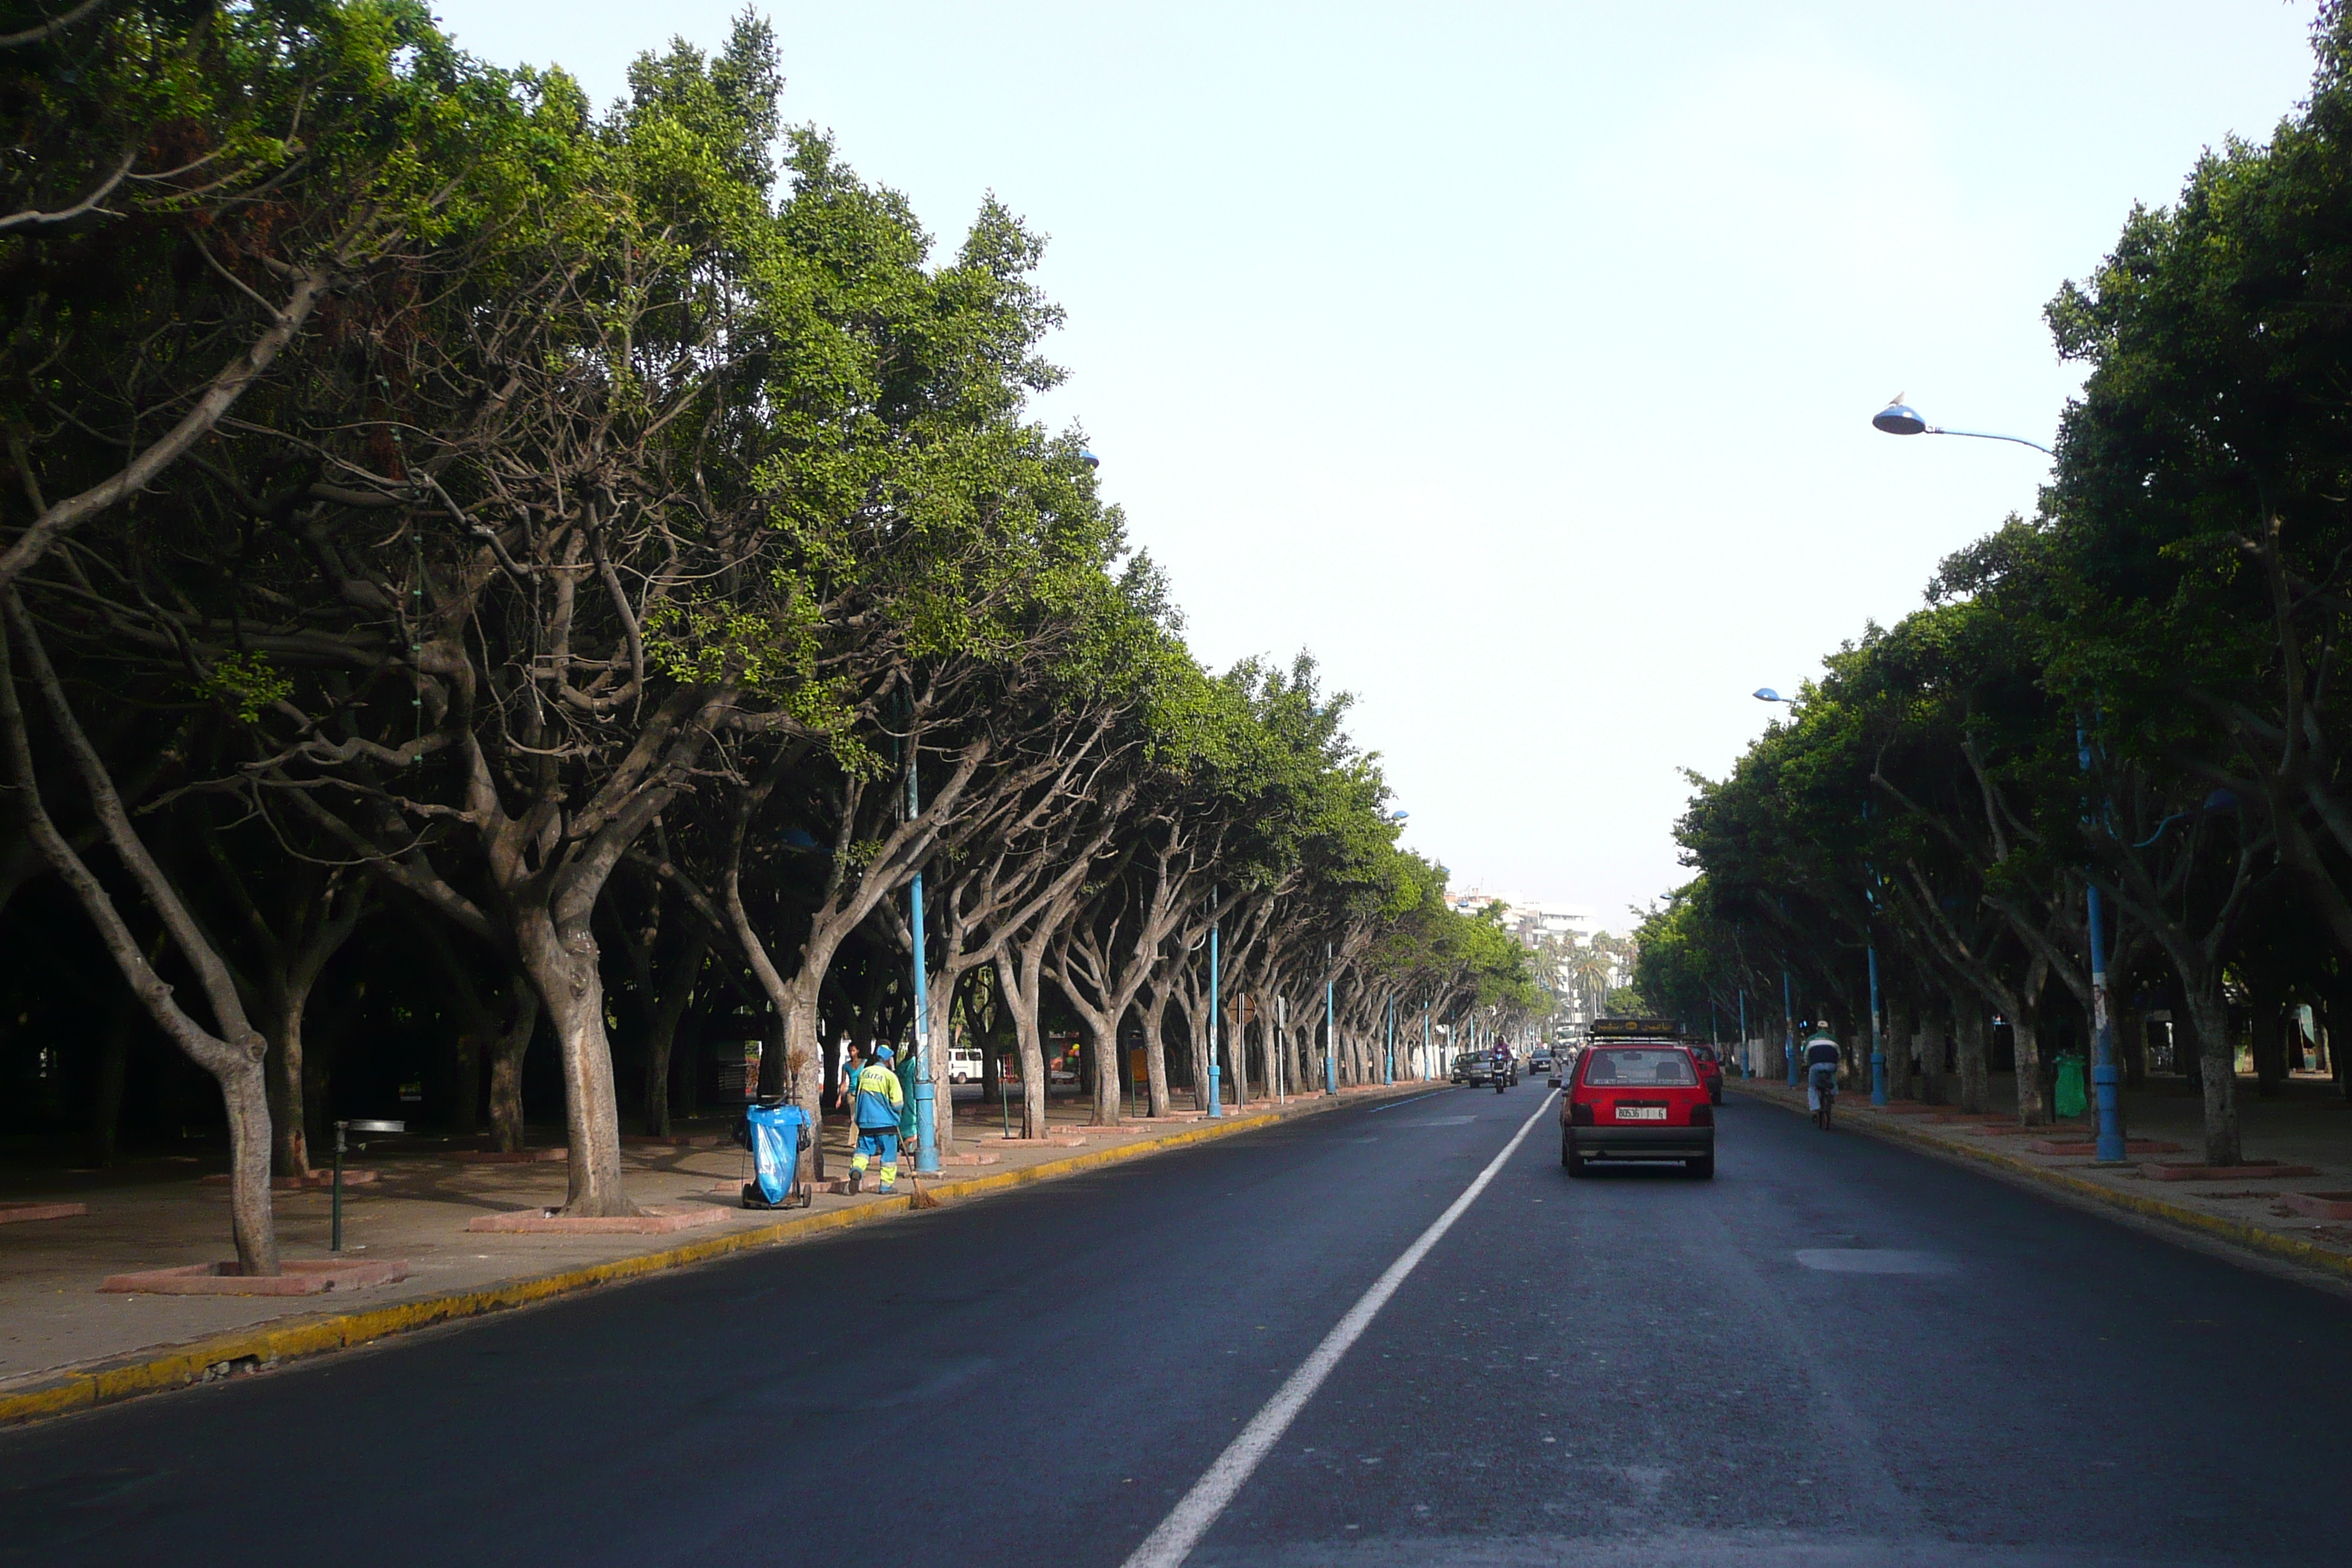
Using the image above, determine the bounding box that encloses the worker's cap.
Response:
[873,1045,894,1063]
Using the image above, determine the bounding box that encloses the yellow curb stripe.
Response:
[1727,1082,2352,1284]
[0,1087,1421,1429]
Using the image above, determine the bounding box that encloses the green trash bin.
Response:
[2054,1052,2088,1120]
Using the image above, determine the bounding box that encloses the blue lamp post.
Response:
[1783,965,1799,1088]
[1324,950,1338,1096]
[905,746,939,1175]
[1207,894,1221,1120]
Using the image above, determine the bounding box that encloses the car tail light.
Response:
[1569,1101,1594,1126]
[1689,1101,1714,1126]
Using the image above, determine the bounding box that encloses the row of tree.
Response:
[1630,6,2352,1166]
[0,1,1540,1274]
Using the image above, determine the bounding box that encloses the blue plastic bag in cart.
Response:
[745,1103,810,1208]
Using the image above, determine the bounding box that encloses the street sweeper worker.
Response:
[848,1044,905,1194]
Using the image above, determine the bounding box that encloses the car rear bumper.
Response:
[1567,1127,1716,1160]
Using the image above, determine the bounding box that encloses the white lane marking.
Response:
[1120,1089,1561,1568]
[1365,1089,1453,1114]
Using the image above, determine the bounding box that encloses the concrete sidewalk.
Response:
[0,1080,1442,1425]
[1731,1071,2352,1280]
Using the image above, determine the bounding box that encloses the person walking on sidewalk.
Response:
[834,1042,866,1115]
[849,1044,905,1194]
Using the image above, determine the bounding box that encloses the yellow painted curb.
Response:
[0,1085,1431,1429]
[1727,1082,2352,1285]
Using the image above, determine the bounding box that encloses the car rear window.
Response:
[1580,1048,1697,1087]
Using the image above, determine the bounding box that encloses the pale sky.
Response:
[434,0,2321,930]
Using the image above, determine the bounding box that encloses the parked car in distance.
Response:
[947,1047,985,1084]
[1684,1042,1725,1104]
[1561,1043,1714,1179]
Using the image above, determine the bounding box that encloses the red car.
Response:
[1684,1042,1726,1104]
[1561,1042,1714,1179]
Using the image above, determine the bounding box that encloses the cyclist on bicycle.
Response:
[1802,1029,1842,1128]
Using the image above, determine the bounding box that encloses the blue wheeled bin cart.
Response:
[740,1100,813,1209]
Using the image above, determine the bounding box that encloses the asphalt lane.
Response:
[1196,1094,2352,1568]
[4,1088,2350,1567]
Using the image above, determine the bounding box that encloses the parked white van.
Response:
[947,1047,985,1084]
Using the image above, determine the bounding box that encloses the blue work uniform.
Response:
[851,1053,906,1188]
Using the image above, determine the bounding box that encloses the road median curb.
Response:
[0,1084,1430,1429]
[1727,1081,2352,1285]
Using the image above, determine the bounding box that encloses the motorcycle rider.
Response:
[1802,1028,1842,1128]
[1491,1039,1510,1093]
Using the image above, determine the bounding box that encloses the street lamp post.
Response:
[2078,723,2129,1162]
[1871,400,2053,455]
[1325,955,1338,1096]
[1866,942,1888,1106]
[1879,402,2127,1144]
[1207,897,1222,1120]
[1783,965,1798,1088]
[906,745,939,1175]
[1384,995,1395,1085]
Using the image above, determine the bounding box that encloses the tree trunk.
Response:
[922,954,961,1156]
[267,984,316,1177]
[1883,990,1914,1101]
[641,927,707,1138]
[516,908,635,1217]
[989,929,1056,1140]
[1086,1009,1122,1126]
[2118,1000,2146,1090]
[2179,976,2242,1166]
[2012,1011,2048,1126]
[2250,987,2288,1097]
[87,995,134,1167]
[1953,1001,1989,1114]
[1140,978,1173,1117]
[219,1058,275,1273]
[489,974,538,1153]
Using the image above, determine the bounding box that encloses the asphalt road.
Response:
[4,1086,2350,1567]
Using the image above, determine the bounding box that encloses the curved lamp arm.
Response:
[1873,402,2051,456]
[1924,425,2052,455]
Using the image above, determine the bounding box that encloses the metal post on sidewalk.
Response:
[1275,993,1287,1104]
[1326,968,1345,1090]
[1207,902,1222,1119]
[1325,946,1338,1095]
[1867,942,1888,1105]
[907,751,938,1175]
[332,1119,402,1254]
[1423,1003,1432,1082]
[1784,966,1799,1088]
[1384,996,1395,1085]
[2087,883,2126,1161]
[2078,722,2127,1162]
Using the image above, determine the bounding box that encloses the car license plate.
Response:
[1616,1106,1667,1121]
